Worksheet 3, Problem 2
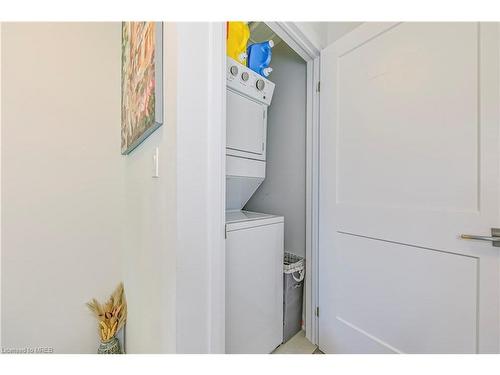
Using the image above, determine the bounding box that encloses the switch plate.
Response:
[153,147,159,178]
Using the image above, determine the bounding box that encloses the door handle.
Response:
[460,228,500,247]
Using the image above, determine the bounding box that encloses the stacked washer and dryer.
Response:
[225,57,284,354]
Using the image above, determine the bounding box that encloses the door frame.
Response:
[214,22,322,349]
[265,22,321,346]
[263,22,322,346]
[208,22,227,353]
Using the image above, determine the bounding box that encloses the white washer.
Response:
[225,210,284,354]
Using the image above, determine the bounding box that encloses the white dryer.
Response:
[225,57,275,211]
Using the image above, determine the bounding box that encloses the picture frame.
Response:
[121,22,163,155]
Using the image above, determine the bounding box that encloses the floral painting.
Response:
[121,22,163,154]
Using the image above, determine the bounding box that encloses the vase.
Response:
[97,336,122,354]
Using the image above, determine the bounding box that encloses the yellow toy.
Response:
[227,22,250,65]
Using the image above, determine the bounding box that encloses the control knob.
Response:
[256,79,265,91]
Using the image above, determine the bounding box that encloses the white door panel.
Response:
[337,22,478,212]
[319,23,500,353]
[334,234,477,354]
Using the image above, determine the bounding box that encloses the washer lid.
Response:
[226,210,284,231]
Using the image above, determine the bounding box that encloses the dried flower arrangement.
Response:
[87,283,127,353]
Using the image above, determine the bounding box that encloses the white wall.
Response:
[245,42,307,258]
[293,22,362,49]
[1,21,225,354]
[1,23,123,353]
[326,22,362,45]
[122,23,177,354]
[294,22,329,50]
[124,22,225,354]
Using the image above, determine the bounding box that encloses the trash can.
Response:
[283,252,305,343]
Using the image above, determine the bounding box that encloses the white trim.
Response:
[304,58,314,344]
[206,22,226,353]
[307,56,321,346]
[497,23,500,353]
[176,22,227,353]
[0,22,3,347]
[266,22,321,61]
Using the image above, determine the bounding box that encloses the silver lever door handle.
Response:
[460,234,500,241]
[460,228,500,247]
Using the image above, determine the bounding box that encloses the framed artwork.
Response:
[121,22,163,155]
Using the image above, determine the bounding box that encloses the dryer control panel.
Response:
[226,57,275,106]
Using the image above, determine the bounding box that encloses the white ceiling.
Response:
[248,22,362,50]
[248,22,283,46]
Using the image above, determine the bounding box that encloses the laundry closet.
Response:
[224,22,307,354]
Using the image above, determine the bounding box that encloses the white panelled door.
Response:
[319,23,500,353]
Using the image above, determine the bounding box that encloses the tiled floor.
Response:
[272,330,321,354]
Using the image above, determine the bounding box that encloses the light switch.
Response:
[153,147,159,178]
